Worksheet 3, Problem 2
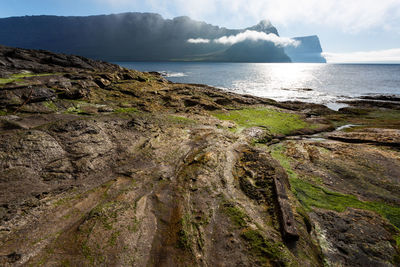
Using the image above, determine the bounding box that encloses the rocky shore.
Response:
[0,45,399,266]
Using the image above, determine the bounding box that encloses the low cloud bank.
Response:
[187,30,300,47]
[323,48,400,63]
[187,38,210,44]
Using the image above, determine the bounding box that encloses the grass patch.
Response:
[212,107,308,134]
[271,144,400,228]
[114,107,138,113]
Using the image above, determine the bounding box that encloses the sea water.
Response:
[116,62,400,110]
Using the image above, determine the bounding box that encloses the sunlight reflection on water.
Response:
[117,62,400,110]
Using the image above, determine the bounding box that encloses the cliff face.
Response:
[0,46,399,266]
[285,35,327,63]
[0,13,289,62]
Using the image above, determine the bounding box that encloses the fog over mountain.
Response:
[0,12,325,62]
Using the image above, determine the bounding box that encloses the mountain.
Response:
[0,13,324,63]
[246,19,279,35]
[284,35,326,63]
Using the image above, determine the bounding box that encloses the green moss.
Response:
[394,234,400,264]
[212,107,309,135]
[219,196,296,265]
[271,144,400,228]
[241,229,293,266]
[11,73,58,78]
[61,259,72,267]
[178,213,192,250]
[367,109,400,121]
[331,109,400,129]
[43,101,58,111]
[108,231,121,247]
[0,78,21,84]
[166,115,197,125]
[395,234,400,249]
[128,217,140,233]
[0,73,58,85]
[221,201,248,228]
[65,105,93,115]
[88,200,127,231]
[114,107,138,113]
[53,196,74,207]
[65,106,83,114]
[81,242,95,265]
[36,256,48,266]
[0,110,7,116]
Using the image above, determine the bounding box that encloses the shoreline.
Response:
[1,45,400,266]
[117,62,400,112]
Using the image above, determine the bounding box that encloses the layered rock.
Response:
[0,45,399,266]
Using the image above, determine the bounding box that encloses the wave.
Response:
[158,71,187,78]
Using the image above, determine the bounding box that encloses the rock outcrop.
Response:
[0,45,399,266]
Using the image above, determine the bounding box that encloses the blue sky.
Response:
[1,0,400,62]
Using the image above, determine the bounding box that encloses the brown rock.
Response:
[328,128,400,146]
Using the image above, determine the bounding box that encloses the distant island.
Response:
[0,12,326,63]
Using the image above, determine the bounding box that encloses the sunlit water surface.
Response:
[116,62,400,110]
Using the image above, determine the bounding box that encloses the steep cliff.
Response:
[285,35,327,63]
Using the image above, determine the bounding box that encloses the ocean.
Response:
[115,62,400,110]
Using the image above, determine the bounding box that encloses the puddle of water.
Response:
[336,124,359,131]
[326,102,348,111]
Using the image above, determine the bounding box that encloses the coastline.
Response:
[1,45,400,266]
[117,61,400,112]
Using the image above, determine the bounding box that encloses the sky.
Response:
[1,0,400,63]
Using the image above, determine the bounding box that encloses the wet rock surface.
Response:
[0,45,399,266]
[327,128,400,146]
[311,208,399,267]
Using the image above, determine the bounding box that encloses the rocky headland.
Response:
[0,13,325,63]
[0,45,399,266]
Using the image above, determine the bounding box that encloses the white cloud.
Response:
[322,48,400,63]
[187,38,210,44]
[97,0,400,33]
[187,31,299,47]
[214,30,299,47]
